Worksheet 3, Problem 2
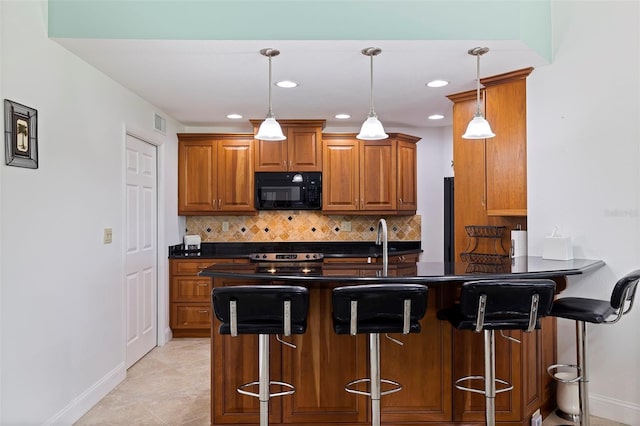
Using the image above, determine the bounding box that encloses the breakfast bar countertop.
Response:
[199,256,605,283]
[168,241,422,259]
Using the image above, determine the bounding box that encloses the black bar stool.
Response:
[437,279,556,426]
[546,269,639,426]
[332,284,428,426]
[212,285,309,426]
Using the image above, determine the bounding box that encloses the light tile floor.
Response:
[76,338,627,426]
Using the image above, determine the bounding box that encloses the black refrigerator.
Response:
[444,177,455,264]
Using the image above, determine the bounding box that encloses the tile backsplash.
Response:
[186,212,421,242]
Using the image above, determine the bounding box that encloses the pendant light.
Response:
[462,47,495,139]
[357,47,388,140]
[256,48,286,141]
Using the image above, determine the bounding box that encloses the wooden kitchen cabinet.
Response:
[251,119,325,172]
[447,68,532,260]
[169,258,220,337]
[322,133,419,215]
[177,133,255,215]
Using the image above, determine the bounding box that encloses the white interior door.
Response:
[125,134,158,368]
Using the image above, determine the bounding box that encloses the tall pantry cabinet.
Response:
[447,67,533,260]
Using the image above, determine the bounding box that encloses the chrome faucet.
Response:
[376,218,388,277]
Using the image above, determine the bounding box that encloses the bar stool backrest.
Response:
[459,280,556,332]
[212,285,309,335]
[608,269,640,322]
[332,284,428,335]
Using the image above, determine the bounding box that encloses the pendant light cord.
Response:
[369,53,375,117]
[267,55,274,118]
[475,52,482,116]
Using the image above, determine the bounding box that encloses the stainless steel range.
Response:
[250,251,324,275]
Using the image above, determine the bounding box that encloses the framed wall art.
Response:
[4,99,38,169]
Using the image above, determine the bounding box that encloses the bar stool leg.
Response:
[576,321,590,426]
[484,330,496,426]
[259,334,269,426]
[370,333,381,426]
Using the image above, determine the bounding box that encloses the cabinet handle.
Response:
[198,310,208,314]
[361,199,364,209]
[283,160,287,168]
[218,199,222,209]
[399,198,403,204]
[197,283,208,287]
[289,160,292,169]
[481,194,486,208]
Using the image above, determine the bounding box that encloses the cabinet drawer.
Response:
[171,276,212,302]
[171,260,218,275]
[171,304,211,329]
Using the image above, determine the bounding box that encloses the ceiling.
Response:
[48,1,551,132]
[56,38,548,132]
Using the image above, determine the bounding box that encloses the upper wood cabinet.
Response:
[483,72,528,216]
[322,133,420,215]
[177,133,255,215]
[251,119,325,172]
[447,68,532,260]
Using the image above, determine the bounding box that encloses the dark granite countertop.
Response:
[199,257,605,284]
[168,241,421,259]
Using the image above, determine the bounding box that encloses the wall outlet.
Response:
[341,221,352,232]
[222,221,229,232]
[531,409,542,426]
[103,228,113,244]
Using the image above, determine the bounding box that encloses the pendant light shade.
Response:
[357,47,388,140]
[462,47,495,140]
[256,48,286,141]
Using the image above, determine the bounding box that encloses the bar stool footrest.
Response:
[454,375,513,395]
[546,363,582,383]
[345,377,403,397]
[237,380,296,398]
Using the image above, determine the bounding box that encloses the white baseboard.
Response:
[590,393,640,425]
[160,326,173,346]
[44,362,126,425]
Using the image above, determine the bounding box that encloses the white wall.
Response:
[528,1,640,423]
[0,1,183,423]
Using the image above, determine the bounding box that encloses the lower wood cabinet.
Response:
[211,274,557,425]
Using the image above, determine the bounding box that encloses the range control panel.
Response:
[250,252,324,262]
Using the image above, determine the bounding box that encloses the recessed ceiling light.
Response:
[276,80,298,88]
[226,113,243,119]
[428,114,445,120]
[426,80,449,88]
[335,114,351,119]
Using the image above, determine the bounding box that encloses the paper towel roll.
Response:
[510,230,527,258]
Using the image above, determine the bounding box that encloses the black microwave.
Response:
[255,172,322,210]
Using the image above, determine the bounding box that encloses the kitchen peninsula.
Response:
[200,253,604,425]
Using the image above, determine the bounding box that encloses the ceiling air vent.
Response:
[153,113,166,134]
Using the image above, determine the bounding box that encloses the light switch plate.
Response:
[103,228,113,244]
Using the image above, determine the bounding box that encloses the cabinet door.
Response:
[485,79,527,216]
[281,286,368,424]
[397,139,417,212]
[322,138,359,211]
[178,139,217,214]
[217,139,255,212]
[452,96,488,259]
[287,126,322,171]
[380,289,452,423]
[360,140,397,211]
[255,137,288,171]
